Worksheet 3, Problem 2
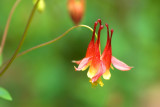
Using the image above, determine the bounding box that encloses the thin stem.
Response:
[17,25,97,58]
[0,24,97,75]
[0,0,21,55]
[0,0,40,76]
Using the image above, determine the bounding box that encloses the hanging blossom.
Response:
[67,0,85,25]
[72,19,132,87]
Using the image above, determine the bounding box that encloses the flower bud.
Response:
[33,0,45,13]
[67,0,85,25]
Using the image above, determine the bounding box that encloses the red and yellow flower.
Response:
[73,19,133,87]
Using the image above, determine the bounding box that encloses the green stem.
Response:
[17,25,97,58]
[0,0,21,59]
[0,0,40,76]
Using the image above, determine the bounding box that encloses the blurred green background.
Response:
[0,0,160,107]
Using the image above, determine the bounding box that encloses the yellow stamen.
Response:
[89,77,104,87]
[111,64,114,70]
[98,78,104,87]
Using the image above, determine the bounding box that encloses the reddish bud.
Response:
[67,0,85,25]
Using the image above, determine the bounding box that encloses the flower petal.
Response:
[72,60,82,64]
[91,61,106,83]
[103,70,111,80]
[112,56,133,71]
[74,57,92,71]
[87,66,97,78]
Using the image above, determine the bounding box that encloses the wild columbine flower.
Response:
[72,20,99,71]
[73,19,132,87]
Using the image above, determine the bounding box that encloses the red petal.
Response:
[91,61,106,83]
[111,56,133,71]
[74,57,92,71]
[85,21,98,57]
[85,40,95,57]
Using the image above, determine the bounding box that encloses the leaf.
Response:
[0,53,2,67]
[0,87,12,101]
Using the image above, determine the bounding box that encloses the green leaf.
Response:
[0,87,12,101]
[0,53,2,67]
